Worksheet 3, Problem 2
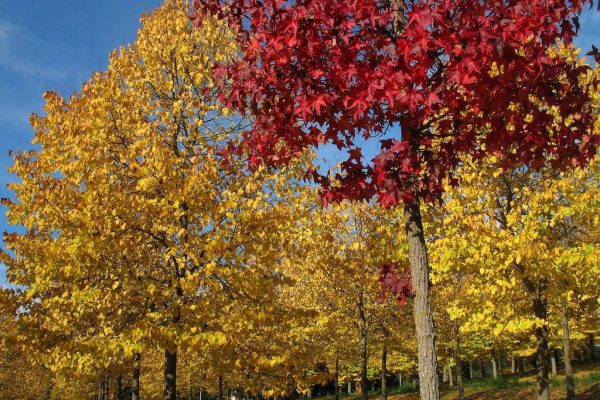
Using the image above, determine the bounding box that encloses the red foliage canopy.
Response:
[192,0,600,205]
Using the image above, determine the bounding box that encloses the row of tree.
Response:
[0,2,599,400]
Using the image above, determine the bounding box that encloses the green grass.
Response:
[309,363,600,400]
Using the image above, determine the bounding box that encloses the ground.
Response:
[321,363,600,400]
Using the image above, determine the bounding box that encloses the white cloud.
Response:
[0,19,80,82]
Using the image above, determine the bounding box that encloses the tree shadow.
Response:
[578,383,600,400]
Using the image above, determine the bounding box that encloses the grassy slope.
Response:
[317,363,600,400]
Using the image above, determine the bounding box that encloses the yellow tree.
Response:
[2,2,311,399]
[430,149,599,400]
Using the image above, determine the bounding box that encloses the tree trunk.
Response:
[132,354,141,400]
[403,201,439,400]
[586,334,597,362]
[348,381,352,394]
[382,338,388,400]
[448,366,453,387]
[358,290,369,400]
[219,376,224,400]
[164,349,177,400]
[550,354,557,377]
[398,373,402,388]
[511,356,516,374]
[533,286,550,400]
[360,333,368,400]
[469,362,474,380]
[335,358,340,400]
[479,360,485,379]
[561,303,575,400]
[103,374,110,400]
[115,375,123,400]
[492,359,498,379]
[454,323,465,400]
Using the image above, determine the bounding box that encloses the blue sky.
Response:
[0,2,599,287]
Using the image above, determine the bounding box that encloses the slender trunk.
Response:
[403,201,439,400]
[492,359,498,379]
[115,375,123,400]
[358,291,369,400]
[561,303,575,400]
[398,373,402,388]
[132,353,141,400]
[381,338,388,400]
[511,356,516,374]
[103,374,110,400]
[219,376,224,400]
[469,362,474,380]
[448,365,453,387]
[360,333,368,400]
[164,349,177,400]
[532,285,550,400]
[587,334,597,362]
[348,381,352,394]
[550,353,557,377]
[335,358,340,400]
[454,323,465,400]
[480,360,485,379]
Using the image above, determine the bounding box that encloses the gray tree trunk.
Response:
[115,375,123,400]
[404,201,439,400]
[132,354,141,400]
[550,354,557,377]
[219,376,224,400]
[561,303,575,400]
[164,349,177,400]
[335,358,340,400]
[469,362,474,380]
[511,356,516,374]
[381,339,388,400]
[492,359,498,379]
[586,334,597,362]
[454,323,465,400]
[533,287,550,400]
[358,290,369,400]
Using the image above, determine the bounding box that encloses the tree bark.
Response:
[103,374,110,400]
[511,356,516,374]
[403,201,439,400]
[586,334,597,362]
[550,354,557,377]
[132,353,141,400]
[219,376,224,400]
[115,375,123,400]
[532,285,550,400]
[335,357,340,400]
[561,303,575,400]
[381,337,388,400]
[358,291,369,400]
[164,349,177,400]
[469,362,474,380]
[454,323,465,400]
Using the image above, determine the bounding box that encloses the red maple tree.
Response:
[191,1,600,399]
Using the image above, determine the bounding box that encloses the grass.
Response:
[311,363,600,400]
